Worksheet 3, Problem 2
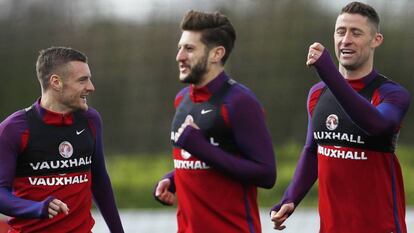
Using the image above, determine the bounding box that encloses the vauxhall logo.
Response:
[326,114,338,131]
[314,113,365,144]
[59,141,73,158]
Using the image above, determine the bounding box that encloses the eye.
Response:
[79,77,89,83]
[184,45,194,52]
[336,29,346,36]
[353,31,363,36]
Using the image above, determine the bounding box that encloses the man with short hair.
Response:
[271,2,410,233]
[0,47,124,232]
[154,10,276,233]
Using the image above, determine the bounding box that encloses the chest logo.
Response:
[59,141,74,158]
[181,149,191,159]
[76,129,86,135]
[201,109,213,114]
[326,114,339,131]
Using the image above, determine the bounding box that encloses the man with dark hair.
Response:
[271,2,409,233]
[154,10,276,233]
[0,47,124,232]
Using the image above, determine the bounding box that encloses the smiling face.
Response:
[176,31,210,85]
[58,61,95,112]
[334,13,383,73]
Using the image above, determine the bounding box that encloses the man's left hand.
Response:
[174,115,200,143]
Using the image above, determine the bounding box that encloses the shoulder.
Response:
[307,81,326,115]
[308,81,326,98]
[0,109,28,136]
[174,87,190,108]
[379,79,410,98]
[223,81,266,123]
[82,107,103,126]
[378,79,411,107]
[0,110,28,150]
[176,86,190,98]
[225,81,261,107]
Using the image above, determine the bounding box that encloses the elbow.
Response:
[259,165,276,189]
[263,174,276,189]
[365,120,398,136]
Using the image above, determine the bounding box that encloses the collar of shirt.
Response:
[347,69,378,92]
[34,98,74,126]
[189,71,229,103]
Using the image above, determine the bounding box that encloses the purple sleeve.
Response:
[0,111,51,218]
[87,109,124,233]
[271,90,319,212]
[314,49,411,135]
[161,170,175,193]
[177,87,276,189]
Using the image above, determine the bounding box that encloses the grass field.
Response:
[106,143,414,209]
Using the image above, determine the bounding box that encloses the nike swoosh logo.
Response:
[201,109,213,114]
[76,129,86,135]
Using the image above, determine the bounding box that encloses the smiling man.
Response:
[154,10,276,233]
[271,2,410,233]
[0,47,124,232]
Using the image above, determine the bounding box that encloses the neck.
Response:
[339,63,374,80]
[339,55,375,80]
[193,67,224,88]
[40,92,70,114]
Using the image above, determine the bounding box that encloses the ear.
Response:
[209,46,226,64]
[49,74,63,91]
[371,32,383,49]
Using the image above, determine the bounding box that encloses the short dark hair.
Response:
[36,46,88,90]
[340,1,380,32]
[180,10,236,65]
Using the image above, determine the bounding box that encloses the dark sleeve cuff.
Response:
[39,196,55,219]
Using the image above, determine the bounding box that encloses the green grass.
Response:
[105,143,414,209]
[106,154,174,208]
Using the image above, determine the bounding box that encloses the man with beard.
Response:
[154,10,276,233]
[271,2,410,233]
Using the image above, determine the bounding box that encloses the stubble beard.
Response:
[180,55,208,85]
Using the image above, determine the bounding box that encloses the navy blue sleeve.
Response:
[313,49,411,135]
[87,108,124,233]
[177,86,276,189]
[0,111,50,218]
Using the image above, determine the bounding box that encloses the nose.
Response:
[87,79,95,92]
[176,48,186,62]
[342,31,353,44]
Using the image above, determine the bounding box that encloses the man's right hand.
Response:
[48,199,69,219]
[155,178,175,206]
[306,42,325,66]
[270,202,295,230]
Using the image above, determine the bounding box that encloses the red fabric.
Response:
[19,130,29,152]
[173,148,260,233]
[0,220,8,233]
[87,120,96,138]
[175,95,185,108]
[308,88,323,116]
[371,89,381,106]
[348,78,365,91]
[317,145,406,233]
[10,171,94,233]
[221,105,230,127]
[179,86,231,128]
[189,85,211,103]
[42,109,73,126]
